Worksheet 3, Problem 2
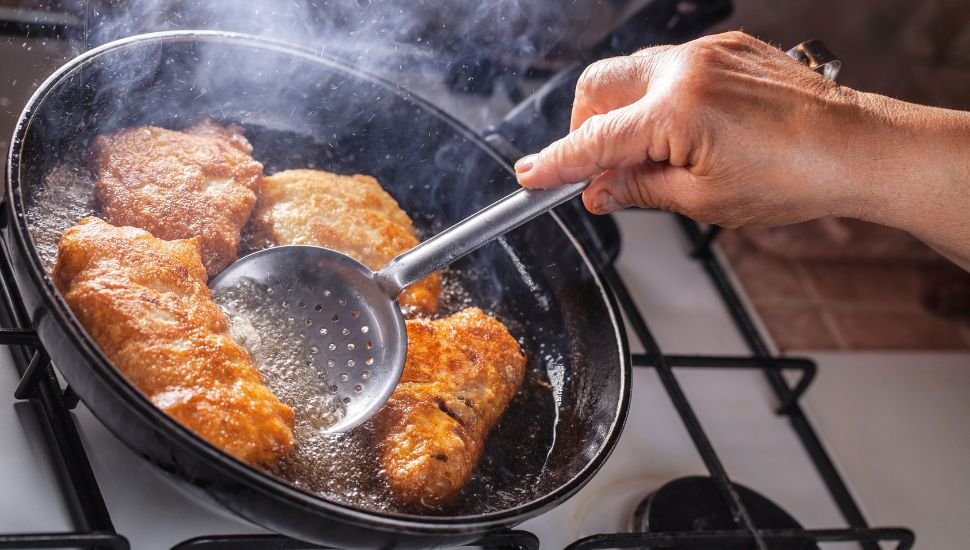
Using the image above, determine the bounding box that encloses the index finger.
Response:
[518,101,652,189]
[570,45,672,131]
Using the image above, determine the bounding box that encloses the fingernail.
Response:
[594,192,621,213]
[514,154,536,174]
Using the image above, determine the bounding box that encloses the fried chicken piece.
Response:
[373,307,526,508]
[92,119,263,277]
[250,169,440,315]
[53,217,294,466]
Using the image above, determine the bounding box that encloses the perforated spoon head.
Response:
[210,245,407,433]
[209,181,592,433]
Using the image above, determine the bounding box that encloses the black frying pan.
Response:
[4,31,629,548]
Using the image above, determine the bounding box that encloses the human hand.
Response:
[515,31,970,269]
[514,31,877,227]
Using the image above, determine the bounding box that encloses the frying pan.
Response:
[4,31,630,548]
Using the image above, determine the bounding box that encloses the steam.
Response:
[57,0,623,185]
[81,0,616,74]
[16,0,632,277]
[61,0,617,217]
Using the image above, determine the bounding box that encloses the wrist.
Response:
[834,90,970,266]
[837,91,970,231]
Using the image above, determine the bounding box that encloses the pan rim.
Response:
[5,29,631,534]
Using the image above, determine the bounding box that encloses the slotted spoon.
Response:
[210,179,589,432]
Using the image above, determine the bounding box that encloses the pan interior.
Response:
[15,34,624,520]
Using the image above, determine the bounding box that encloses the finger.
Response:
[571,57,649,132]
[581,169,630,214]
[570,45,672,132]
[582,162,692,215]
[517,102,650,189]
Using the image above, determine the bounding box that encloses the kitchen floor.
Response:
[711,0,970,351]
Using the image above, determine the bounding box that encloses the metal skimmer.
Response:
[210,180,589,432]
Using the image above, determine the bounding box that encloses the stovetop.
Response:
[0,205,919,550]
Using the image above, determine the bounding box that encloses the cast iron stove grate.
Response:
[510,200,916,550]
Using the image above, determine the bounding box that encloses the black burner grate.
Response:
[544,213,915,550]
[0,237,129,550]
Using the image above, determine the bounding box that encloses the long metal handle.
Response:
[376,180,589,297]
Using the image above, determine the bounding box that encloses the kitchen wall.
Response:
[711,0,970,351]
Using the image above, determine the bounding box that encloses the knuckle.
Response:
[669,55,721,102]
[574,115,604,146]
[684,30,756,69]
[601,111,635,142]
[718,30,754,47]
[655,74,703,121]
[548,141,573,169]
[631,44,663,57]
[575,63,599,99]
[571,117,606,168]
[589,111,638,167]
[546,131,591,182]
[576,57,622,99]
[684,39,722,69]
[627,171,657,208]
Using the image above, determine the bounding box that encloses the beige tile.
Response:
[959,323,970,348]
[727,251,811,306]
[830,310,969,350]
[716,230,748,264]
[800,263,925,309]
[738,220,940,264]
[920,263,970,318]
[755,305,840,351]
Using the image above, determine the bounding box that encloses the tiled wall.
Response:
[712,0,970,351]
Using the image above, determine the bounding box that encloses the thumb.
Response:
[581,162,693,215]
[516,102,650,189]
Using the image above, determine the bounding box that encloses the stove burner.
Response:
[631,476,819,549]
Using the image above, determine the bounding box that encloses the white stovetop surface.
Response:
[1,209,966,549]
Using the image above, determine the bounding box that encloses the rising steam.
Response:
[80,0,618,72]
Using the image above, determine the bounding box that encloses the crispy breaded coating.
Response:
[53,217,294,466]
[373,307,526,508]
[250,169,440,315]
[92,119,262,277]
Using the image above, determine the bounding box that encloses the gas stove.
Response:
[1,1,962,548]
[0,206,922,550]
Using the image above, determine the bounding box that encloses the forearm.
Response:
[841,92,970,269]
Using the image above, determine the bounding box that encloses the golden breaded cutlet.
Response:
[250,169,440,315]
[373,307,526,508]
[91,119,263,277]
[53,217,294,466]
